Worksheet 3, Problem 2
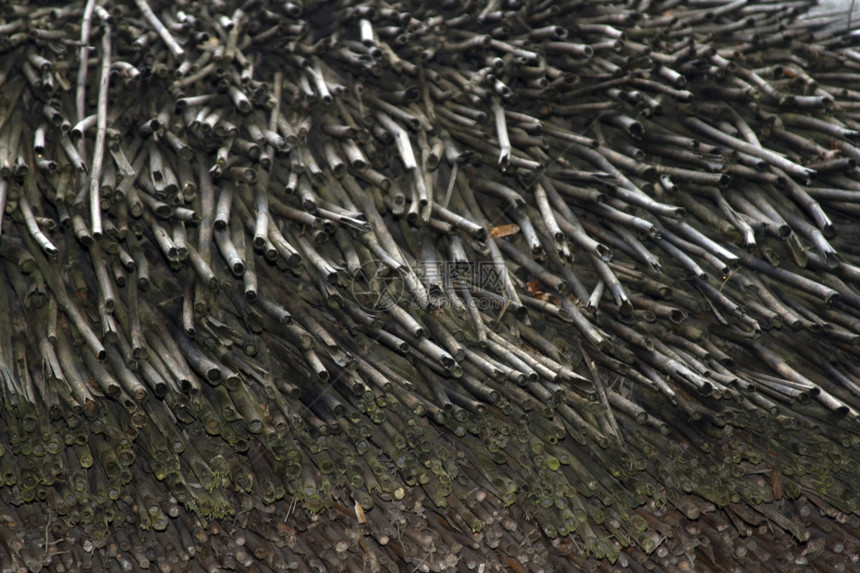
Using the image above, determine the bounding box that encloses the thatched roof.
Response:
[1,0,860,570]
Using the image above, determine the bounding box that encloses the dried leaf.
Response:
[489,224,520,239]
[771,467,783,501]
[354,499,366,524]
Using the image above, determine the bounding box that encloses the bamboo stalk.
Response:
[88,18,112,238]
[133,0,185,59]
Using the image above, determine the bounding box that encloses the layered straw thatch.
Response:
[1,0,860,570]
